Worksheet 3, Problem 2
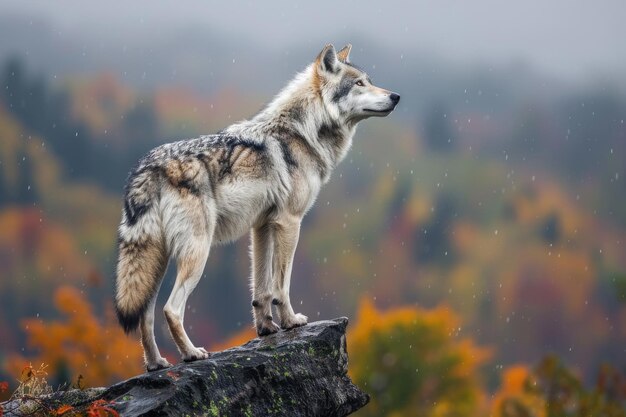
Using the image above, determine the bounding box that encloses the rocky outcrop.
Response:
[2,317,369,416]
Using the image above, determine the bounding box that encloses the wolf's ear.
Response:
[337,44,352,63]
[318,44,339,74]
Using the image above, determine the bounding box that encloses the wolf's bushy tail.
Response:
[115,167,166,333]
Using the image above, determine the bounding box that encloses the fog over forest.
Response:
[0,3,625,416]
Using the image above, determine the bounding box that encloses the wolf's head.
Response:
[314,44,400,123]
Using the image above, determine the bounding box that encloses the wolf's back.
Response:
[115,166,167,333]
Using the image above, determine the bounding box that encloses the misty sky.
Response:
[1,0,625,81]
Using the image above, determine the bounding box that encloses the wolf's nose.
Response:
[390,93,400,104]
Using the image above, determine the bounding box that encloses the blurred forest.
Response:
[0,6,625,416]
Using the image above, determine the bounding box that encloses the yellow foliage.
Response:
[491,365,546,417]
[348,297,490,417]
[511,182,582,240]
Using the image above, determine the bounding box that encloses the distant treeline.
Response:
[0,57,159,201]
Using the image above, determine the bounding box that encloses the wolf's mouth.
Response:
[364,108,393,114]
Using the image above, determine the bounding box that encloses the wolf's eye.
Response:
[355,80,365,87]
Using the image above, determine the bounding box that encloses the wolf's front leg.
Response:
[272,214,308,329]
[251,223,280,336]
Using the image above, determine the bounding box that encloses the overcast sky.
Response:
[1,0,625,81]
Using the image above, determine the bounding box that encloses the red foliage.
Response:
[55,404,74,415]
[85,399,119,417]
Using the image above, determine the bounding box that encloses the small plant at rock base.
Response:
[0,365,120,417]
[1,363,55,416]
[13,363,53,398]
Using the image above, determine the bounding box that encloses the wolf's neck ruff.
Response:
[114,44,399,371]
[225,63,356,182]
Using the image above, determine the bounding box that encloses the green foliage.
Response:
[349,299,489,417]
[529,356,626,417]
[609,272,626,304]
[495,356,626,417]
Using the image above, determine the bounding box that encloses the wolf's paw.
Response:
[182,346,210,362]
[146,357,172,372]
[257,320,280,337]
[281,313,308,330]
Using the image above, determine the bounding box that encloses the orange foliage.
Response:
[67,73,135,135]
[0,208,92,287]
[0,106,22,190]
[55,404,74,415]
[491,365,546,417]
[54,400,119,417]
[210,326,257,352]
[154,87,262,135]
[5,286,144,387]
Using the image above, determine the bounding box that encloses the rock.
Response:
[2,317,369,417]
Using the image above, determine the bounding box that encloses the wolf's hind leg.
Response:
[141,284,172,371]
[164,240,210,362]
[164,237,211,362]
[251,223,280,336]
[162,185,214,362]
[272,215,308,329]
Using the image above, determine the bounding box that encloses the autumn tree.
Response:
[491,365,546,417]
[493,356,626,417]
[348,297,490,417]
[5,286,144,387]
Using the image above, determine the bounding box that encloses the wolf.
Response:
[114,44,400,370]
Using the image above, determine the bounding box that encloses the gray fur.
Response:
[114,43,400,370]
[332,75,355,103]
